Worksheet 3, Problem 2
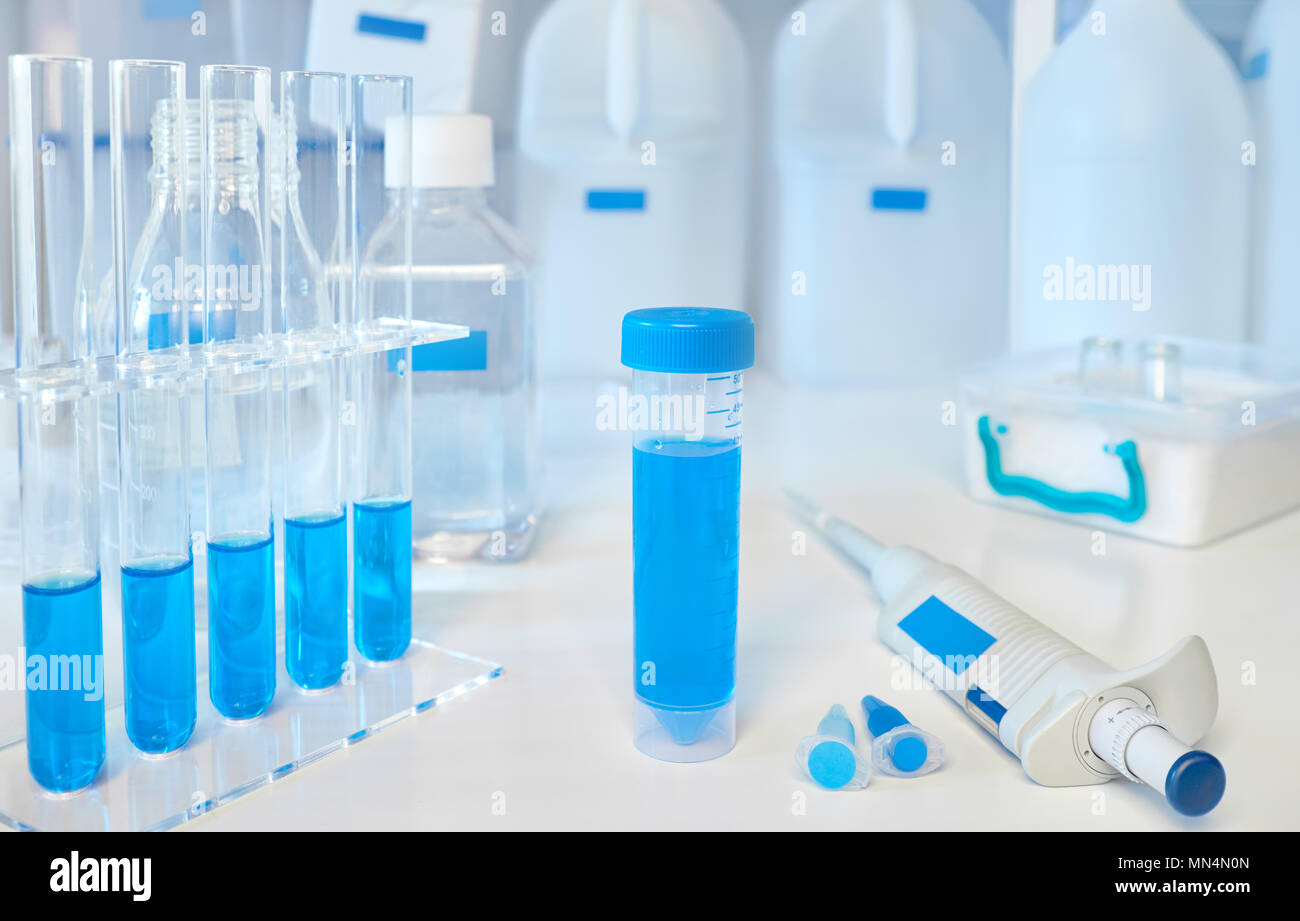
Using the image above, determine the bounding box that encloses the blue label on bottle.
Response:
[388,330,489,373]
[140,0,199,20]
[897,596,996,675]
[205,308,237,344]
[147,312,177,350]
[587,189,646,211]
[1243,51,1269,80]
[871,187,928,212]
[356,13,427,42]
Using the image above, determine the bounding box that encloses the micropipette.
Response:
[787,491,1226,817]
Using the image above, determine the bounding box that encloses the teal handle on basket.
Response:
[977,415,1147,523]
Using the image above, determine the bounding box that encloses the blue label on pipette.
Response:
[965,687,1006,725]
[898,596,996,675]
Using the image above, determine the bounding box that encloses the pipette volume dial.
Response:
[1087,698,1225,817]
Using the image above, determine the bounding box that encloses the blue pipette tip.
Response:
[655,707,718,746]
[890,735,929,773]
[862,694,945,777]
[808,740,858,790]
[1165,750,1226,817]
[796,705,870,790]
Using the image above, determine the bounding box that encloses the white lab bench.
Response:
[3,374,1296,831]
[182,375,1300,831]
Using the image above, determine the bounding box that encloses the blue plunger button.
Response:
[1165,750,1226,817]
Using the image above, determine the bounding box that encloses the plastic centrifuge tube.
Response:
[620,308,755,763]
[351,75,414,662]
[201,65,276,719]
[279,71,349,689]
[9,54,107,792]
[110,59,199,753]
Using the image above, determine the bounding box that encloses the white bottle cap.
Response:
[384,113,495,189]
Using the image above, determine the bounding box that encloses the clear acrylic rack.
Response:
[0,636,502,832]
[1,57,504,831]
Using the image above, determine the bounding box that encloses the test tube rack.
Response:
[0,58,503,831]
[0,315,504,832]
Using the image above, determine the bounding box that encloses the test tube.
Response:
[620,308,754,763]
[280,71,348,689]
[201,65,276,719]
[9,54,106,792]
[109,59,198,753]
[351,75,413,662]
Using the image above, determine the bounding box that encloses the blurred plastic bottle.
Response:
[517,0,749,380]
[1016,0,1250,350]
[1242,0,1300,352]
[768,0,1010,385]
[382,114,540,562]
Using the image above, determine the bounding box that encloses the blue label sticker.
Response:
[204,308,237,344]
[1243,51,1269,80]
[871,187,928,212]
[897,596,996,675]
[586,189,646,211]
[388,331,488,373]
[357,13,427,42]
[965,686,1006,725]
[413,330,488,371]
[141,0,199,21]
[146,312,182,350]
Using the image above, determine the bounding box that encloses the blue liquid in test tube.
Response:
[12,56,108,792]
[633,441,740,743]
[121,556,198,752]
[351,76,415,666]
[23,573,107,793]
[285,512,348,688]
[208,533,276,719]
[353,499,412,662]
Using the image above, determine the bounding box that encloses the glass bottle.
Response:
[368,114,540,563]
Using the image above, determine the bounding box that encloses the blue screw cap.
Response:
[621,308,755,374]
